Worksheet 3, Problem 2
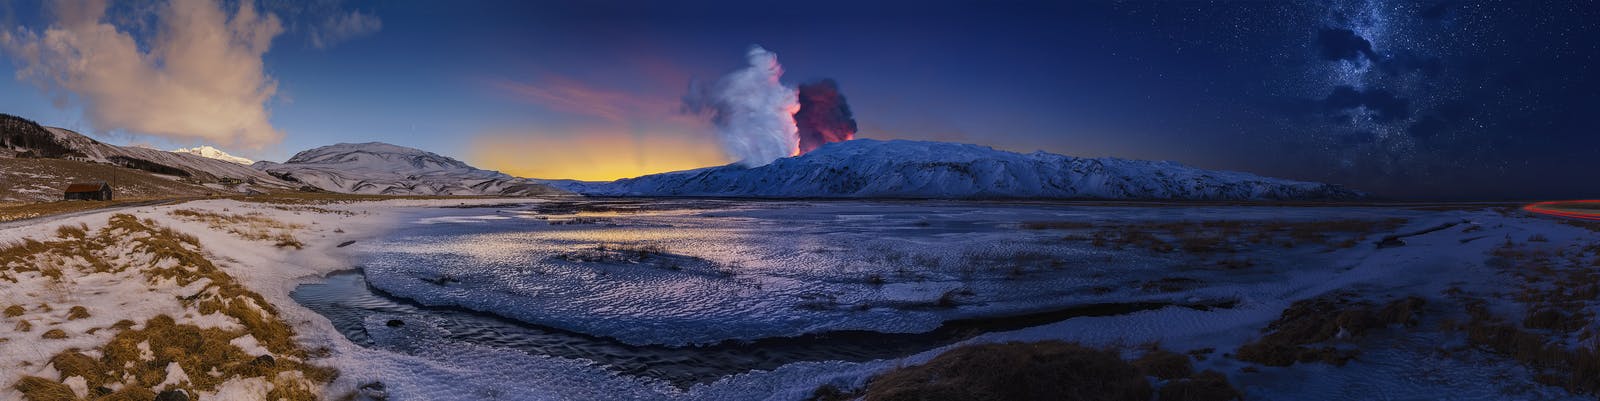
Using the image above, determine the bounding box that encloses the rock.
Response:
[360,381,389,400]
[155,389,189,401]
[250,354,276,368]
[386,319,404,327]
[1375,236,1405,248]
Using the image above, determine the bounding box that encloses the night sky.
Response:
[2,0,1597,199]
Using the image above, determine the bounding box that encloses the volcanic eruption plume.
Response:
[684,46,801,167]
[793,79,857,154]
[687,46,860,167]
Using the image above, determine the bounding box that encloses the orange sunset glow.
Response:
[470,128,730,181]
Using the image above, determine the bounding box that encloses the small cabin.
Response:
[64,182,113,201]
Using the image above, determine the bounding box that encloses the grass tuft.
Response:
[66,305,90,320]
[13,376,76,401]
[49,351,107,388]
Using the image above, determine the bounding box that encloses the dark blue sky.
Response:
[2,0,1597,199]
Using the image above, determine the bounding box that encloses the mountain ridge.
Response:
[548,139,1362,201]
[0,113,294,193]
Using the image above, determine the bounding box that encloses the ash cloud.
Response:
[0,0,285,148]
[684,45,800,167]
[793,79,857,154]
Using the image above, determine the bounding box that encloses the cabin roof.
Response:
[64,182,109,193]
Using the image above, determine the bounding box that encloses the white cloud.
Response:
[0,0,285,149]
[308,9,380,49]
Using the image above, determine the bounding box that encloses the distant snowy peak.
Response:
[554,139,1363,201]
[173,145,253,165]
[258,142,562,196]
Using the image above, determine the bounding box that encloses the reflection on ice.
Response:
[357,201,1406,347]
[286,199,1593,400]
[293,270,1227,387]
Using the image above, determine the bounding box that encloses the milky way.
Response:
[1241,0,1600,197]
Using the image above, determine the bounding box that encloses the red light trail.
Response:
[1523,200,1600,221]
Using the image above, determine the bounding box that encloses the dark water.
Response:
[292,270,1228,388]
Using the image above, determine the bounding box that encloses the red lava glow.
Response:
[793,79,857,155]
[1523,200,1600,221]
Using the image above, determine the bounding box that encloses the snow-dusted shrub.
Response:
[1157,370,1242,401]
[1132,349,1193,380]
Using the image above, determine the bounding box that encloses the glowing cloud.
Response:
[471,127,728,181]
[0,0,285,148]
[480,72,725,180]
[492,76,665,122]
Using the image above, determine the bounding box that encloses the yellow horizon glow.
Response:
[469,128,730,181]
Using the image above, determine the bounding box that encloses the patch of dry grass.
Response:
[271,205,358,216]
[862,341,1153,401]
[1132,349,1193,380]
[2,213,336,399]
[227,191,506,205]
[0,157,213,205]
[959,249,1067,277]
[554,243,669,263]
[1158,370,1243,401]
[840,341,1241,401]
[1444,239,1600,394]
[1449,298,1600,394]
[168,209,305,249]
[1083,218,1407,255]
[1234,295,1424,367]
[91,314,333,397]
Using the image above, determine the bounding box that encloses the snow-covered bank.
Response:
[0,197,543,400]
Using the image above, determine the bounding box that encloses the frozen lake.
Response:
[292,199,1448,393]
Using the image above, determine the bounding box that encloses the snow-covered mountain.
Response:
[35,127,292,187]
[173,145,253,165]
[256,142,564,196]
[1,114,294,193]
[551,139,1362,200]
